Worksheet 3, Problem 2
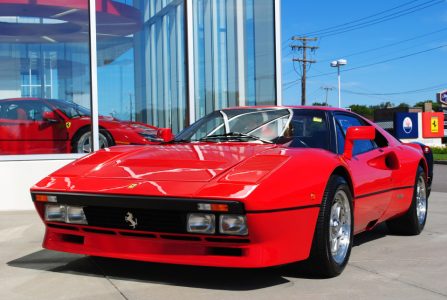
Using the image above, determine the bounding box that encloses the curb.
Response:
[434,160,447,165]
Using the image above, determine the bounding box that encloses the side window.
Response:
[336,122,345,154]
[0,101,53,121]
[4,103,23,120]
[334,114,376,156]
[374,129,389,148]
[286,110,330,150]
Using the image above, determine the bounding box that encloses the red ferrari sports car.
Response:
[31,106,429,277]
[0,98,163,154]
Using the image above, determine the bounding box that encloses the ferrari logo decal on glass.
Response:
[65,122,71,129]
[125,212,138,229]
[128,183,138,189]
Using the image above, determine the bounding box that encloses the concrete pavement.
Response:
[432,164,447,193]
[1,173,446,299]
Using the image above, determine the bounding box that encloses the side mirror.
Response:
[343,126,375,160]
[42,111,60,123]
[158,128,174,142]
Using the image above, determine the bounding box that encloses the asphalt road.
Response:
[432,164,447,193]
[1,169,447,299]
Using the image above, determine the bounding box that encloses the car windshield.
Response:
[47,100,90,118]
[174,108,331,150]
[175,108,292,143]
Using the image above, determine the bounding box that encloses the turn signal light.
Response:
[197,203,229,212]
[35,194,57,202]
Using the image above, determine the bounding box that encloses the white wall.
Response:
[0,159,74,211]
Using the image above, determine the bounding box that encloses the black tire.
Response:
[386,166,428,235]
[71,127,114,153]
[308,175,354,278]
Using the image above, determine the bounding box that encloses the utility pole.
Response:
[321,86,334,106]
[291,36,318,106]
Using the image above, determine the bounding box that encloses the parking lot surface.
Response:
[2,165,447,300]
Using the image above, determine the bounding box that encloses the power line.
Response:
[290,36,319,105]
[308,43,447,78]
[321,86,335,105]
[318,27,447,63]
[343,82,447,96]
[299,0,422,36]
[298,0,444,38]
[319,0,444,38]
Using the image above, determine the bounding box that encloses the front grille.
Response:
[83,206,187,234]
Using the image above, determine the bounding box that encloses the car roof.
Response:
[222,105,352,113]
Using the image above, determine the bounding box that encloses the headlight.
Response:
[45,204,66,222]
[219,215,248,236]
[187,213,215,234]
[138,132,163,142]
[45,204,88,225]
[66,206,87,224]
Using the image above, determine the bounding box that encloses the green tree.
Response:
[370,101,394,110]
[312,102,329,106]
[349,104,373,118]
[414,100,441,112]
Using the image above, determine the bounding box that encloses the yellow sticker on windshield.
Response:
[313,117,323,123]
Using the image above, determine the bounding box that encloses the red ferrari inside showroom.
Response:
[1,0,446,299]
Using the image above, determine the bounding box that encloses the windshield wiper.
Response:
[165,139,192,144]
[200,132,273,144]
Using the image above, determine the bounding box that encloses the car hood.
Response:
[71,143,277,182]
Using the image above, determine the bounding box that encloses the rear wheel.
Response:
[72,128,114,153]
[308,175,353,277]
[386,166,427,235]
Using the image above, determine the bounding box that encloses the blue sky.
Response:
[281,0,447,108]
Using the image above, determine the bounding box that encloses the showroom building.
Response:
[0,0,282,210]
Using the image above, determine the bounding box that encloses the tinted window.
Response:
[0,100,52,121]
[281,110,330,150]
[48,100,90,118]
[335,114,376,155]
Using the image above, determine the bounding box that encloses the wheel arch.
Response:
[331,166,354,199]
[418,159,428,181]
[71,125,115,152]
[72,125,113,140]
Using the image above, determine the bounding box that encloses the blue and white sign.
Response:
[395,112,418,139]
[438,90,447,105]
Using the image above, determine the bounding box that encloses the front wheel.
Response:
[72,128,114,153]
[308,175,353,277]
[386,166,428,235]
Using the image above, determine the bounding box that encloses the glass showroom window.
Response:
[193,0,277,119]
[129,0,187,133]
[0,2,91,155]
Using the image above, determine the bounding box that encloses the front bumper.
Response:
[40,207,319,268]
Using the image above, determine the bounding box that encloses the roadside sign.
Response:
[437,90,447,105]
[395,112,418,139]
[422,112,444,138]
[431,117,439,133]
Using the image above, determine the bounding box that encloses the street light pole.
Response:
[337,66,341,108]
[330,59,347,108]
